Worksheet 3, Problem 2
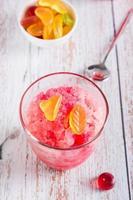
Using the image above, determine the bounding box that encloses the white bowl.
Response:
[18,0,78,48]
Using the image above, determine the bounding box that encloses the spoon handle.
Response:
[0,136,10,159]
[102,8,133,64]
[0,132,19,160]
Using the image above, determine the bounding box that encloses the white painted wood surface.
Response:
[0,0,133,199]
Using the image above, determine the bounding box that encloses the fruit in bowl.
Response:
[20,0,76,40]
[19,72,109,170]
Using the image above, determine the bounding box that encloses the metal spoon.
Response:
[0,132,19,159]
[85,9,133,81]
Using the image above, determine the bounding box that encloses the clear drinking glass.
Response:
[19,72,109,170]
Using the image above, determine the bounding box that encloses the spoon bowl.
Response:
[85,63,111,81]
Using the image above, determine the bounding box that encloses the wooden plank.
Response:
[0,0,131,199]
[112,0,133,199]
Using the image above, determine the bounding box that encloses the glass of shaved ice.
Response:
[19,72,109,170]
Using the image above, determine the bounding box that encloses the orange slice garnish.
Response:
[69,104,86,135]
[35,7,54,26]
[39,95,62,121]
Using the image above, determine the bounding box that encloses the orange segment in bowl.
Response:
[43,23,53,39]
[38,0,67,14]
[39,95,62,121]
[69,104,86,135]
[38,0,60,7]
[27,22,43,37]
[63,13,74,26]
[21,15,40,29]
[52,1,67,14]
[48,30,55,39]
[43,26,49,39]
[35,7,54,26]
[43,28,54,39]
[53,14,63,38]
[63,25,72,36]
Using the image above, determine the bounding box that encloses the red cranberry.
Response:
[74,134,89,146]
[93,71,104,81]
[98,172,115,190]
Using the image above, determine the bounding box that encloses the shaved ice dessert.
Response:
[20,73,108,170]
[26,86,104,148]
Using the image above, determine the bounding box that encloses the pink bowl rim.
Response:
[19,72,109,150]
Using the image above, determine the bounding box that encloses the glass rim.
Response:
[19,72,109,151]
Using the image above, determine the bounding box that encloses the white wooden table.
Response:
[0,0,133,199]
